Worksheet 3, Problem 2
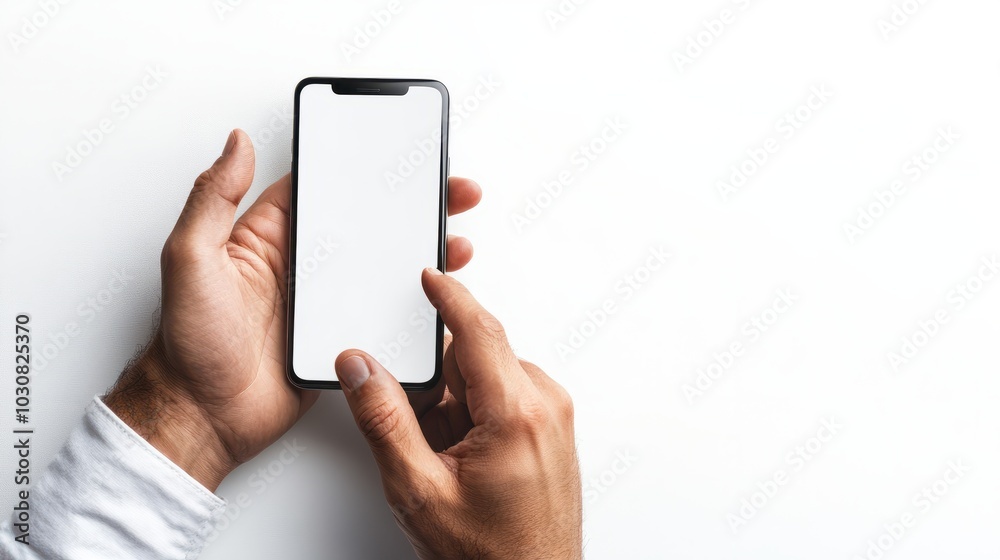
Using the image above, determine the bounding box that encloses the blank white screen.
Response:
[292,83,443,384]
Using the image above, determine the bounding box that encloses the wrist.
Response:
[104,332,236,491]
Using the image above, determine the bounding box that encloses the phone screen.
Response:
[288,78,448,389]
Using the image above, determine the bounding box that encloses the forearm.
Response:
[104,334,235,491]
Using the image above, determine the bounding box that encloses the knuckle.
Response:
[503,386,574,438]
[356,400,404,448]
[470,311,506,339]
[555,385,575,421]
[193,166,220,193]
[506,399,549,434]
[468,311,513,359]
[191,165,239,206]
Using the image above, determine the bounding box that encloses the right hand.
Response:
[335,269,582,560]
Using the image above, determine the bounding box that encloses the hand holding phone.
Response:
[332,271,584,559]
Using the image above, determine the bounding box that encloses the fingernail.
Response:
[425,267,443,276]
[338,356,371,391]
[222,130,237,157]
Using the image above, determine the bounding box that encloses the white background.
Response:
[2,1,999,559]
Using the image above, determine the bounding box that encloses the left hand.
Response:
[105,129,482,490]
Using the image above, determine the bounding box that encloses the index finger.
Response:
[420,268,533,419]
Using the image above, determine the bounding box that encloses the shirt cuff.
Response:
[2,396,226,560]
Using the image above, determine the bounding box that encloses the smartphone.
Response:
[287,77,449,390]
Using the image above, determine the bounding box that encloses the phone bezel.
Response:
[286,77,449,391]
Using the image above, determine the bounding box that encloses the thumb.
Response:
[335,351,442,485]
[171,129,255,249]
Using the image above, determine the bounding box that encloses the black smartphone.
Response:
[287,77,449,390]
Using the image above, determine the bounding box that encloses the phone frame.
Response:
[286,77,449,391]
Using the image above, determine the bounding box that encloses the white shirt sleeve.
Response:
[0,396,226,559]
